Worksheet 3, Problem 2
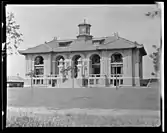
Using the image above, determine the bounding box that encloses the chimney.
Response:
[53,37,57,40]
[17,73,19,77]
[114,32,119,39]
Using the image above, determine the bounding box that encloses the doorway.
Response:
[72,55,81,78]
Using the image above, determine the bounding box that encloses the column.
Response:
[100,58,105,86]
[52,60,56,77]
[82,59,87,76]
[84,58,89,77]
[108,58,111,77]
[77,58,83,86]
[64,59,70,79]
[87,58,90,76]
[32,60,35,71]
[100,58,104,75]
[58,59,64,79]
[77,58,83,78]
[68,59,72,78]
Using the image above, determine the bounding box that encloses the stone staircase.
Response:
[59,78,81,88]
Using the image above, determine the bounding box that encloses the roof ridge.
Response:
[43,43,53,51]
[118,37,139,46]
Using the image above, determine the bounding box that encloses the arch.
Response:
[87,52,101,59]
[109,52,123,86]
[71,54,82,78]
[34,56,44,65]
[69,53,85,60]
[53,54,67,61]
[108,51,124,60]
[32,54,44,61]
[110,52,123,63]
[34,55,44,77]
[89,54,101,75]
[54,55,65,75]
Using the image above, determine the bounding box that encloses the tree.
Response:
[2,12,23,57]
[149,45,160,77]
[26,70,35,88]
[145,4,161,78]
[145,4,161,18]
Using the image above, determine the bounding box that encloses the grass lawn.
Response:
[7,86,160,110]
[7,107,160,127]
[6,86,161,127]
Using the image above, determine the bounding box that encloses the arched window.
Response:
[90,54,101,76]
[34,56,44,76]
[110,53,123,75]
[111,53,123,63]
[110,53,123,85]
[55,55,65,75]
[35,56,44,65]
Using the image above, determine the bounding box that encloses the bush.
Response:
[140,79,150,86]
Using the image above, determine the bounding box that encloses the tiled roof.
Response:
[19,36,147,56]
[7,76,24,82]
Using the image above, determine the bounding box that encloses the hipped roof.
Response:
[7,76,24,82]
[19,36,147,56]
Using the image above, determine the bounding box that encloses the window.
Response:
[111,53,123,63]
[110,53,123,86]
[41,79,43,84]
[59,41,71,47]
[110,53,123,75]
[34,56,44,76]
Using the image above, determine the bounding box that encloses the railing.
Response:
[108,74,123,86]
[85,74,124,87]
[86,74,106,87]
[26,75,61,87]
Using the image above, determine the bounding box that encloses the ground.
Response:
[6,86,161,127]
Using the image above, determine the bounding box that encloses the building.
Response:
[7,74,24,87]
[19,20,147,88]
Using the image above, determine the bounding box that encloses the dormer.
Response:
[58,41,72,47]
[92,39,105,46]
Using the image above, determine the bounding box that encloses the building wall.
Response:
[132,48,140,86]
[25,48,141,87]
[25,53,52,77]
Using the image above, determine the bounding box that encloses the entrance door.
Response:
[72,55,81,78]
[111,65,122,86]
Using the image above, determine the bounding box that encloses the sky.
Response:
[6,5,161,78]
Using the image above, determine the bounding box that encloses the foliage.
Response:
[7,109,160,127]
[145,6,161,77]
[5,12,23,55]
[26,70,35,77]
[149,45,160,77]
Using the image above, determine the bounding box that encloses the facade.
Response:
[7,75,24,87]
[19,20,147,88]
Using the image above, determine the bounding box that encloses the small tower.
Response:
[76,19,93,40]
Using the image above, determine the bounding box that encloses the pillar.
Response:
[58,58,64,82]
[64,59,71,79]
[88,58,90,75]
[100,58,105,86]
[52,60,56,77]
[77,58,83,86]
[84,58,89,77]
[77,58,83,78]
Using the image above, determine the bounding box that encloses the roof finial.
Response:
[84,19,86,24]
